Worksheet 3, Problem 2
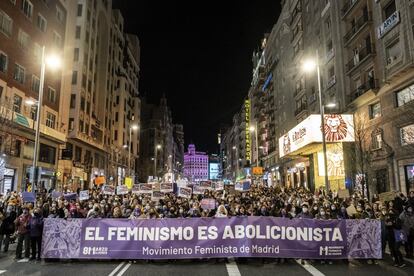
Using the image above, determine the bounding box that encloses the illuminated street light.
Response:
[32,47,61,195]
[302,59,317,72]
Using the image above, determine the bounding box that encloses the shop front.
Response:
[279,114,355,192]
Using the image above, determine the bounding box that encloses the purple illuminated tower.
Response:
[183,144,209,181]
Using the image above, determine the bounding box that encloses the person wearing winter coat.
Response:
[0,211,16,252]
[14,207,31,259]
[28,208,43,260]
[399,205,414,258]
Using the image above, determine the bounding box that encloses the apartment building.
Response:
[0,0,67,193]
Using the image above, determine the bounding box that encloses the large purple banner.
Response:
[41,217,381,259]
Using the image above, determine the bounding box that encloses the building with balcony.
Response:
[59,1,140,190]
[0,0,67,193]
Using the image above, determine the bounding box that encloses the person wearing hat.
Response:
[296,203,313,219]
[14,206,31,260]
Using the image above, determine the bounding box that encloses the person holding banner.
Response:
[28,208,43,261]
[399,205,414,259]
[14,207,31,260]
[385,208,406,267]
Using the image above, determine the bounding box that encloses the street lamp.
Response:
[302,51,336,193]
[249,122,259,167]
[32,47,61,193]
[128,124,139,177]
[154,144,162,179]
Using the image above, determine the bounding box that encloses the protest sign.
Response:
[199,181,213,190]
[200,198,216,210]
[346,205,357,217]
[125,177,133,190]
[379,191,396,202]
[22,192,35,203]
[102,185,115,195]
[116,185,129,195]
[51,191,62,199]
[338,189,350,199]
[131,184,140,194]
[138,183,153,194]
[151,191,164,201]
[192,185,205,195]
[235,180,251,192]
[178,187,192,198]
[160,183,173,193]
[214,181,224,191]
[79,190,89,201]
[95,176,106,186]
[176,179,188,188]
[151,182,161,191]
[64,193,78,201]
[42,217,382,260]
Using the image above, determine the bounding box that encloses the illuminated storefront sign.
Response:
[245,100,251,162]
[317,148,345,177]
[279,114,355,158]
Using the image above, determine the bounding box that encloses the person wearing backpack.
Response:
[0,211,16,252]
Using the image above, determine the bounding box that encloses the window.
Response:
[52,31,61,48]
[371,131,382,150]
[73,48,79,61]
[13,94,22,113]
[71,70,77,84]
[80,97,85,110]
[47,87,56,103]
[56,6,64,23]
[77,4,83,16]
[21,0,33,19]
[31,75,40,92]
[33,43,42,63]
[68,118,74,131]
[0,52,7,72]
[13,64,25,84]
[18,29,30,49]
[74,146,82,162]
[115,112,118,122]
[39,143,56,164]
[386,39,401,67]
[75,26,81,39]
[79,120,84,132]
[70,94,76,108]
[401,124,414,146]
[369,102,381,119]
[396,84,414,107]
[0,10,13,37]
[114,130,118,141]
[37,14,47,32]
[46,112,56,128]
[384,0,396,19]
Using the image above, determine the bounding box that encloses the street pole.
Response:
[316,49,330,193]
[128,126,132,177]
[154,145,157,180]
[32,46,46,194]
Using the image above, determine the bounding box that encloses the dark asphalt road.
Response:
[0,245,413,276]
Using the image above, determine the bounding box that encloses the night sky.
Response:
[112,0,281,153]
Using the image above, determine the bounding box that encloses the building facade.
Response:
[59,0,140,190]
[0,0,67,193]
[183,144,208,181]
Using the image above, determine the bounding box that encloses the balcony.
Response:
[350,78,378,102]
[343,12,372,45]
[341,0,359,18]
[294,103,308,116]
[325,48,334,63]
[326,75,336,89]
[290,6,302,26]
[294,87,305,98]
[346,44,375,74]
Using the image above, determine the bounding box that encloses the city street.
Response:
[0,244,413,276]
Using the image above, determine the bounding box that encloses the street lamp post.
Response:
[154,144,161,180]
[31,46,60,193]
[303,50,332,193]
[128,124,138,177]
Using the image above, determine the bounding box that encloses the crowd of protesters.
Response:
[0,183,413,267]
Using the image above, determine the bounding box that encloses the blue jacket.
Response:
[28,215,44,237]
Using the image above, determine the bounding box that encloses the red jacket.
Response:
[14,214,31,234]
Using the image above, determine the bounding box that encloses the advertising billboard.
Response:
[209,163,219,180]
[279,114,354,158]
